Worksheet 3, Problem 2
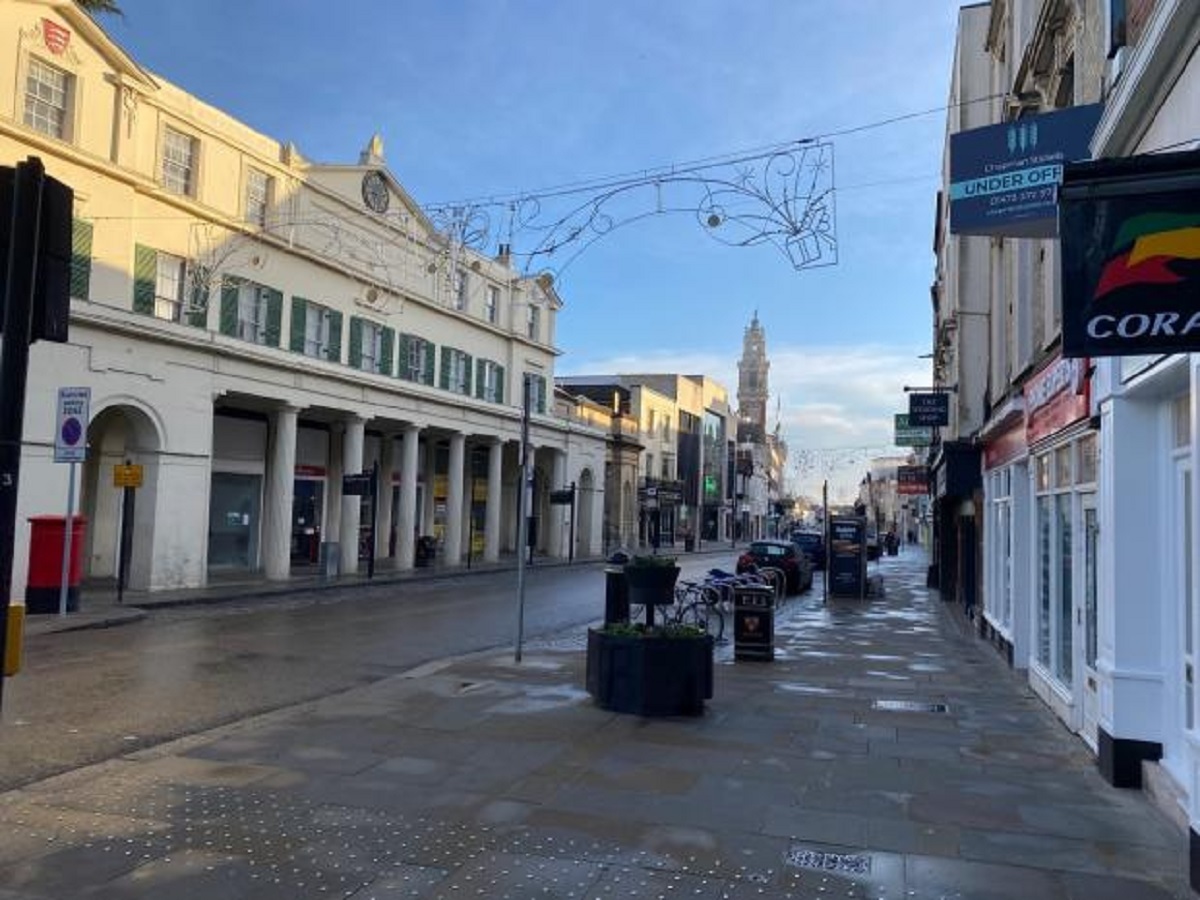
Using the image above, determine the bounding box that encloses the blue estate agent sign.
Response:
[949,104,1102,238]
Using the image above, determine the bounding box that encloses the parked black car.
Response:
[790,530,826,570]
[736,539,814,594]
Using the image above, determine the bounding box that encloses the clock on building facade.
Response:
[361,171,389,213]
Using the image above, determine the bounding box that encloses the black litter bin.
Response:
[415,535,436,567]
[733,583,776,661]
[604,565,629,625]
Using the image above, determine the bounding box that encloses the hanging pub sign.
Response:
[897,466,929,495]
[893,413,932,447]
[949,104,1102,237]
[1060,148,1200,358]
[908,392,949,427]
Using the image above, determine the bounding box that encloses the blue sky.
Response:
[103,1,967,500]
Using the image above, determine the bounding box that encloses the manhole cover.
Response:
[785,847,871,875]
[871,699,948,713]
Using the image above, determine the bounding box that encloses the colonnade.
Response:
[259,405,566,580]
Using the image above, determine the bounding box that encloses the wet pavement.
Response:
[0,548,1190,898]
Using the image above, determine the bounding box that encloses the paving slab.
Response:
[0,550,1192,898]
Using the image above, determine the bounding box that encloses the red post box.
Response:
[26,515,87,614]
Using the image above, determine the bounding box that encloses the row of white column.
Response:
[260,406,560,580]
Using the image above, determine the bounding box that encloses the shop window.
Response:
[1056,494,1073,683]
[1036,455,1051,491]
[1054,445,1072,487]
[24,56,72,140]
[1077,434,1097,485]
[988,469,1014,633]
[1035,437,1093,690]
[1038,494,1052,668]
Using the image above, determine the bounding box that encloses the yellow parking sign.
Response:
[113,464,143,488]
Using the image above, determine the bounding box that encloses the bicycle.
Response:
[672,579,726,641]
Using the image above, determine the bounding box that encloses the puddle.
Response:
[774,682,844,696]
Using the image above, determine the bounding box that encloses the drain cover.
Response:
[871,699,948,713]
[785,847,871,875]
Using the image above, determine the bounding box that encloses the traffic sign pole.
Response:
[57,461,75,616]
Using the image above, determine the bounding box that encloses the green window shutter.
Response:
[70,219,92,300]
[327,310,343,362]
[439,347,452,390]
[290,297,307,352]
[187,265,209,328]
[380,326,395,376]
[398,333,412,380]
[133,244,156,314]
[462,354,473,395]
[263,287,283,347]
[219,279,239,336]
[423,340,435,385]
[348,316,363,369]
[495,365,505,404]
[536,375,547,414]
[475,359,486,398]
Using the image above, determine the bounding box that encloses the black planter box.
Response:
[624,564,680,608]
[586,628,714,716]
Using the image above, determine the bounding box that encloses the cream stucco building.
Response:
[2,0,607,600]
[557,374,734,549]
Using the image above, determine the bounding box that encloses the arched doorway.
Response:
[577,468,594,558]
[83,402,164,591]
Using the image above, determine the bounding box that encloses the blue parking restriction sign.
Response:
[54,387,91,463]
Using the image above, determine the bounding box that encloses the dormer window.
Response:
[24,57,72,140]
[527,303,541,340]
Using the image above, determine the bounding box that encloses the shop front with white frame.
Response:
[1021,353,1099,748]
[981,403,1029,669]
[1028,425,1100,747]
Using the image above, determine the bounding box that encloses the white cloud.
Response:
[559,342,931,502]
